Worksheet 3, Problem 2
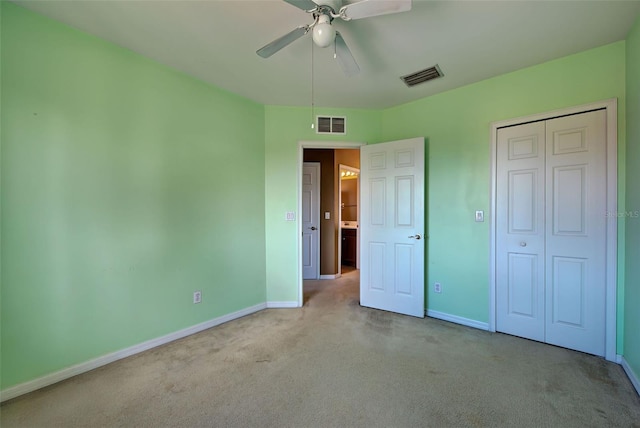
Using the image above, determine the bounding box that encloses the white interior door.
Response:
[496,110,607,356]
[302,163,320,280]
[360,138,425,318]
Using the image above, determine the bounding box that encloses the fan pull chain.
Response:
[311,38,315,129]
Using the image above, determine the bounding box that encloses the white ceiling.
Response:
[13,0,640,109]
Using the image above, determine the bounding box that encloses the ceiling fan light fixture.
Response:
[258,0,414,74]
[312,15,335,48]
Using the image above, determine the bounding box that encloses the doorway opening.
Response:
[339,164,360,276]
[297,141,365,307]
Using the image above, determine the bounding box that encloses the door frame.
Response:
[297,141,366,307]
[489,98,618,362]
[338,164,361,275]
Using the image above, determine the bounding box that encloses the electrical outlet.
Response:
[475,210,484,222]
[434,282,442,293]
[193,291,202,304]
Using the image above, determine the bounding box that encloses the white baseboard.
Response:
[621,356,640,396]
[266,301,299,308]
[319,274,341,280]
[0,302,267,403]
[426,310,490,331]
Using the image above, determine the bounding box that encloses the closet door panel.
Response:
[544,110,607,357]
[496,123,546,342]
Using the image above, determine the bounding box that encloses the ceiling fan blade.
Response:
[257,26,310,58]
[282,0,319,12]
[334,32,360,77]
[339,0,411,21]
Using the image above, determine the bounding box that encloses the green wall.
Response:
[380,42,627,344]
[3,1,639,396]
[624,15,640,379]
[1,3,266,389]
[264,107,381,303]
[264,43,628,348]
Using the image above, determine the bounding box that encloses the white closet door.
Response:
[496,110,607,357]
[496,122,546,342]
[544,110,607,356]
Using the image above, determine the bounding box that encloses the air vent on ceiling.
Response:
[401,64,444,87]
[316,116,346,135]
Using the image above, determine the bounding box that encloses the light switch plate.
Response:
[325,212,330,220]
[285,211,295,221]
[475,210,484,222]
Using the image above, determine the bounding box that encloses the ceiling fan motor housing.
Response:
[315,0,342,12]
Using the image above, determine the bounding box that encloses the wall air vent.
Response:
[316,116,346,135]
[401,64,444,87]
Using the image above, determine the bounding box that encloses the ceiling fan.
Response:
[256,0,412,76]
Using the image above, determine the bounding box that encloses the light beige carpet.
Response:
[2,270,639,427]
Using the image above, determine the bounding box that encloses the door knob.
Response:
[309,226,317,231]
[408,234,422,240]
[520,242,527,247]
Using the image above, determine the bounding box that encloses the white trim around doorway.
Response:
[488,98,618,362]
[297,141,366,307]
